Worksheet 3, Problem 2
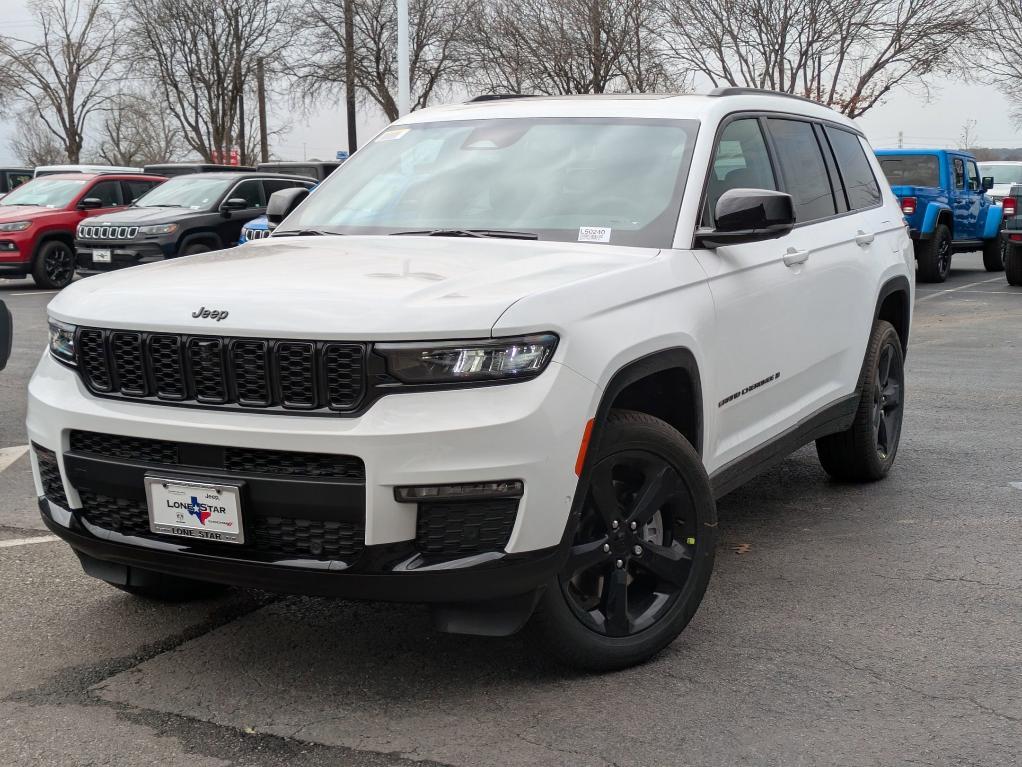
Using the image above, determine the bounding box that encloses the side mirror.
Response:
[0,300,11,372]
[698,188,796,249]
[220,197,250,217]
[266,187,310,226]
[78,197,103,210]
[982,176,995,191]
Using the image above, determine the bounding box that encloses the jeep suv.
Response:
[75,172,315,274]
[29,90,913,670]
[0,172,165,288]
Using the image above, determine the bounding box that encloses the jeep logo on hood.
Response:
[192,306,229,322]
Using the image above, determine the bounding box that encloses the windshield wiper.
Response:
[391,228,539,240]
[271,229,345,237]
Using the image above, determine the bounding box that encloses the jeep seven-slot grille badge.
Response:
[79,225,139,240]
[74,328,367,413]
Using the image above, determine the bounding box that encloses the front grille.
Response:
[34,445,68,507]
[415,499,519,557]
[77,491,364,561]
[68,430,365,480]
[242,227,272,240]
[75,327,366,413]
[79,224,139,240]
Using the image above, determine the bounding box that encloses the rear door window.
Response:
[262,178,311,197]
[824,127,882,211]
[123,179,158,204]
[765,118,837,223]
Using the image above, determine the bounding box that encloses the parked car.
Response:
[0,167,33,200]
[143,163,256,177]
[30,89,913,671]
[34,165,142,177]
[876,149,1003,281]
[239,162,343,243]
[996,184,1022,286]
[977,160,1022,204]
[0,173,165,288]
[75,172,315,274]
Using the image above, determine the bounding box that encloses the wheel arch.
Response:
[177,230,223,255]
[874,276,911,357]
[33,230,75,260]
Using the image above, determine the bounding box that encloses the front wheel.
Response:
[31,240,76,289]
[914,225,952,283]
[983,237,1005,272]
[1006,243,1022,286]
[816,320,905,482]
[528,410,717,671]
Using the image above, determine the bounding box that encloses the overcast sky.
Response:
[0,0,1018,164]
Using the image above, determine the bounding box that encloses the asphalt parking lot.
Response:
[1,254,1020,767]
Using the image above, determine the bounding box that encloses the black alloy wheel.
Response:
[872,339,903,461]
[33,240,76,289]
[936,233,952,279]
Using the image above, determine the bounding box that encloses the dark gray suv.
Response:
[75,172,314,274]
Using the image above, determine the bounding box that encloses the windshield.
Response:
[978,163,1022,185]
[877,154,940,187]
[134,177,232,209]
[0,178,87,208]
[277,118,698,247]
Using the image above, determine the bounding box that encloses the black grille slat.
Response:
[77,329,112,391]
[187,338,227,403]
[73,328,366,414]
[70,430,179,464]
[110,332,147,396]
[78,491,151,537]
[415,499,519,557]
[231,340,270,406]
[34,445,68,508]
[276,342,316,408]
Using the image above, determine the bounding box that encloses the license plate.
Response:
[145,477,244,544]
[93,249,112,263]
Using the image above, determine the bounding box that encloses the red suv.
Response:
[0,172,165,288]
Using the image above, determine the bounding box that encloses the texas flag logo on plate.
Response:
[187,496,212,525]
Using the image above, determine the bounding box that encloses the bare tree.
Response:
[126,0,296,163]
[9,111,67,166]
[659,0,975,117]
[94,92,185,165]
[975,0,1022,129]
[294,0,474,121]
[959,119,978,151]
[0,0,119,162]
[466,0,674,96]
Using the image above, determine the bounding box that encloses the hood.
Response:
[48,235,658,339]
[0,205,64,221]
[84,206,206,225]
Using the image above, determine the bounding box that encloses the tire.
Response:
[31,239,76,289]
[1006,243,1022,286]
[181,243,212,257]
[983,237,1005,272]
[816,320,905,482]
[527,409,717,672]
[914,224,952,283]
[110,569,229,602]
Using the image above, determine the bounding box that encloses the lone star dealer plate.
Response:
[92,248,112,263]
[144,476,244,544]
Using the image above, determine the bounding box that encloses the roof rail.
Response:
[707,87,821,106]
[466,94,538,103]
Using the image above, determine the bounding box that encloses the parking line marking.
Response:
[0,535,59,548]
[0,445,29,473]
[2,290,58,297]
[916,276,1005,303]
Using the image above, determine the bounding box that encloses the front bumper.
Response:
[28,353,597,600]
[76,240,173,273]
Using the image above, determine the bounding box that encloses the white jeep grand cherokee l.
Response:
[29,89,913,670]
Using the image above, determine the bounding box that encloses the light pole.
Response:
[397,0,410,116]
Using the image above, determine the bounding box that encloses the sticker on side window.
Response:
[377,128,410,142]
[578,226,611,243]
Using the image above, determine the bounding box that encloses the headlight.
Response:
[0,221,31,232]
[375,333,557,384]
[48,319,77,366]
[139,223,177,235]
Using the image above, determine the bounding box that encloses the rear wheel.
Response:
[914,224,952,283]
[983,237,1005,272]
[1006,243,1022,286]
[816,320,905,482]
[31,240,76,289]
[528,410,717,671]
[110,569,229,602]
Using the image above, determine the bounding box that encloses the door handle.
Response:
[855,229,875,247]
[782,247,810,267]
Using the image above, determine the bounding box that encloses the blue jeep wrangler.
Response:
[876,149,1004,282]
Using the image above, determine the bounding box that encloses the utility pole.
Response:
[257,58,269,162]
[397,0,410,116]
[234,16,246,165]
[344,0,357,152]
[897,130,903,149]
